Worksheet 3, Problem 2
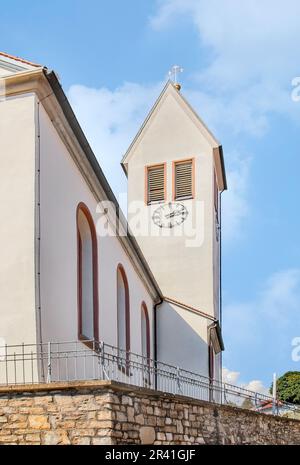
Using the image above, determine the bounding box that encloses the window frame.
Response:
[145,162,167,205]
[116,264,131,357]
[76,202,99,346]
[141,302,151,385]
[141,301,151,361]
[172,158,195,201]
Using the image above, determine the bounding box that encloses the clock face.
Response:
[152,202,188,228]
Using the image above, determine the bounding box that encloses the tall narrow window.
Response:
[77,203,99,342]
[141,302,150,361]
[173,159,194,200]
[146,164,166,204]
[117,265,130,357]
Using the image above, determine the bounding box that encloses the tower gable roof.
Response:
[121,81,227,191]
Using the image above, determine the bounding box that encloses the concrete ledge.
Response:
[0,379,113,394]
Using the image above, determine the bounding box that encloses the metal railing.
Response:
[0,339,299,418]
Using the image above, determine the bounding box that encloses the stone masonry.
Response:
[0,380,299,445]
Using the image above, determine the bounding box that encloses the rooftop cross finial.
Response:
[168,65,184,90]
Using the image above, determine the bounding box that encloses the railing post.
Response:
[223,383,227,404]
[254,392,258,410]
[176,366,182,394]
[5,344,8,385]
[101,341,105,375]
[272,372,277,415]
[100,341,109,380]
[47,341,51,383]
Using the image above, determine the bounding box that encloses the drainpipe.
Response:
[219,193,223,383]
[35,98,44,381]
[154,297,163,390]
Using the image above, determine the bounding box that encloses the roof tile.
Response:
[0,51,42,68]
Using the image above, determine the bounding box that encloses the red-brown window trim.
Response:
[144,162,167,205]
[141,301,151,360]
[172,158,195,201]
[117,264,131,354]
[77,202,99,344]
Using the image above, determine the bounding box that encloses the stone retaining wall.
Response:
[0,380,299,445]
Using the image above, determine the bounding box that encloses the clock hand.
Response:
[165,212,176,219]
[165,208,186,219]
[174,210,185,216]
[170,210,185,218]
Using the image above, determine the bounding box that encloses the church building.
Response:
[0,52,226,385]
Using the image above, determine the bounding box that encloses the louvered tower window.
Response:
[146,164,165,204]
[174,159,194,200]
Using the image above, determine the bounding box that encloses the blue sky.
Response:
[2,0,300,391]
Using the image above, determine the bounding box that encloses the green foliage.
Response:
[270,372,300,405]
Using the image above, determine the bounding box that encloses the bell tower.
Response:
[122,78,227,378]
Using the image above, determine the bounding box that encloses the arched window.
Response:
[77,203,99,342]
[141,302,150,361]
[117,264,130,356]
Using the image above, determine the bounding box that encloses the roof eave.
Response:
[217,145,227,192]
[121,80,173,167]
[44,69,162,300]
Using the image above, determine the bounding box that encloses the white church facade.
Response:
[0,52,226,386]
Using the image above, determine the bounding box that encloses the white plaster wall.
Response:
[39,104,154,358]
[157,301,209,376]
[0,94,37,346]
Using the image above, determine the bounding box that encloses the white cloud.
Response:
[68,81,163,203]
[68,1,300,241]
[260,269,300,325]
[221,151,251,242]
[222,367,269,396]
[225,269,300,337]
[151,0,300,136]
[222,367,240,385]
[244,380,269,396]
[224,269,300,382]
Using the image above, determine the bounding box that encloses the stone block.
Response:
[43,432,63,445]
[28,415,50,430]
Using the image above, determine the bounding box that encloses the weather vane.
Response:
[168,65,184,90]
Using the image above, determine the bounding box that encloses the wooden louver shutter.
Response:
[147,165,165,203]
[175,160,193,199]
